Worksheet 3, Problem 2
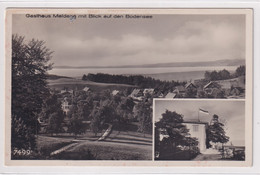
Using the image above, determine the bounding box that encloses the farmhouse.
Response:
[185,82,197,90]
[173,85,186,96]
[203,81,221,94]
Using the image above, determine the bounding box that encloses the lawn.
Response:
[36,130,152,160]
[36,135,76,158]
[55,139,152,160]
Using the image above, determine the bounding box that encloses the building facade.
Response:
[183,121,208,152]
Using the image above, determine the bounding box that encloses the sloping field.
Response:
[47,77,136,91]
[64,136,152,160]
[37,130,152,160]
[105,130,152,146]
[145,71,205,82]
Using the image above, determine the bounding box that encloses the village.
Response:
[53,74,244,124]
[40,68,246,135]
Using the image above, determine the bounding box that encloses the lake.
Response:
[48,66,237,81]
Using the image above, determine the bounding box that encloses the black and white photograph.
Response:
[5,8,252,166]
[154,99,245,161]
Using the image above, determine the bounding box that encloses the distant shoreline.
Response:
[48,68,237,82]
[54,59,245,69]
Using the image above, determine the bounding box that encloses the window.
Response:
[193,125,199,132]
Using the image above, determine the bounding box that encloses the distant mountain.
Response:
[54,59,245,69]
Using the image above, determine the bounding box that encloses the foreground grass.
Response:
[36,135,76,158]
[36,131,152,160]
[57,140,152,160]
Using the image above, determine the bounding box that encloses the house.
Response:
[83,86,90,92]
[112,90,119,96]
[204,77,245,97]
[158,119,208,153]
[173,85,186,96]
[61,97,72,115]
[183,120,208,152]
[143,88,154,96]
[203,81,221,90]
[185,82,198,97]
[164,92,177,99]
[203,81,221,95]
[215,76,245,90]
[185,82,197,89]
[129,89,143,98]
[60,89,67,94]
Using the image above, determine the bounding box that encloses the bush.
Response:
[232,150,245,160]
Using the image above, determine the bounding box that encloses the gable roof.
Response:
[130,89,141,97]
[173,85,186,93]
[83,87,90,92]
[143,88,154,94]
[203,81,221,89]
[165,92,177,98]
[185,82,197,89]
[112,90,119,96]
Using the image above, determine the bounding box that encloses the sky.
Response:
[154,100,245,146]
[12,14,245,67]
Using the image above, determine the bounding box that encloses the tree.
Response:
[134,100,152,136]
[82,74,87,80]
[90,99,116,136]
[12,35,53,150]
[39,93,65,135]
[206,114,229,148]
[45,112,64,135]
[68,114,85,137]
[210,71,219,81]
[204,71,211,81]
[155,110,198,158]
[218,69,231,80]
[235,65,245,77]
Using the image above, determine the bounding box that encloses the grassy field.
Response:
[36,130,152,160]
[47,77,136,92]
[60,139,152,160]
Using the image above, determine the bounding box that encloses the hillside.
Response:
[47,77,136,92]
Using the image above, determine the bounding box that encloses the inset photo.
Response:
[154,99,246,161]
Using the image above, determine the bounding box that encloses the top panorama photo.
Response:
[13,12,247,100]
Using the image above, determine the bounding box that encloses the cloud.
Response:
[12,14,246,66]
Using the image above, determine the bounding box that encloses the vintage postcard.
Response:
[5,8,252,166]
